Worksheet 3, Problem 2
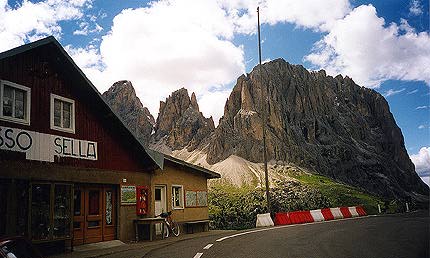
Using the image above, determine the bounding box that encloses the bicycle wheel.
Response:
[171,221,180,237]
[163,223,169,238]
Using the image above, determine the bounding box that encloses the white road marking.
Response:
[193,253,203,258]
[215,215,377,242]
[203,244,213,249]
[216,227,278,242]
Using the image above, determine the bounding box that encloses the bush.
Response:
[208,174,387,230]
[208,179,330,230]
[209,182,265,230]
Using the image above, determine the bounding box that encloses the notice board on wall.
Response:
[197,191,207,206]
[121,185,136,205]
[185,190,207,207]
[185,191,197,207]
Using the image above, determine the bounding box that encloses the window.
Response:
[155,188,161,201]
[50,94,75,133]
[0,80,31,125]
[88,190,100,215]
[172,185,184,209]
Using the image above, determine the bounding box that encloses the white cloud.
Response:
[64,44,102,69]
[409,0,423,16]
[73,21,103,35]
[305,5,430,88]
[198,89,232,125]
[73,22,89,35]
[219,0,351,33]
[416,105,429,110]
[62,0,428,123]
[88,0,247,118]
[420,176,429,186]
[64,44,112,95]
[0,0,91,52]
[407,89,419,94]
[73,0,351,120]
[410,147,430,177]
[383,88,406,97]
[418,125,427,129]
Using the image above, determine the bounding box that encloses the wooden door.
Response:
[84,187,103,244]
[73,185,117,245]
[73,186,85,246]
[102,186,116,241]
[154,185,166,234]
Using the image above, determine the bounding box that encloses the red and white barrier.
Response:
[355,206,367,216]
[274,212,291,225]
[339,207,352,218]
[256,213,275,227]
[348,206,359,217]
[330,207,343,219]
[321,208,334,221]
[274,206,367,226]
[310,209,324,222]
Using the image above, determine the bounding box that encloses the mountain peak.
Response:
[153,87,214,151]
[191,92,199,111]
[102,80,155,145]
[206,59,428,201]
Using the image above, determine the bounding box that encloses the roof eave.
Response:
[163,154,221,179]
[0,36,161,171]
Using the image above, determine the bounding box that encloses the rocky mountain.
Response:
[102,60,428,203]
[206,58,428,200]
[153,88,215,152]
[102,80,155,145]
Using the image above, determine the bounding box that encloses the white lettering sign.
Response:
[0,126,97,162]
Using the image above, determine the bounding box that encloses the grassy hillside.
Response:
[208,170,386,230]
[291,173,383,214]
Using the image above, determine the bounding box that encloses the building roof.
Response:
[0,36,163,171]
[162,154,221,179]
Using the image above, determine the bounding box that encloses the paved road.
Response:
[143,211,429,258]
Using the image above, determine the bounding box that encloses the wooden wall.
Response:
[0,43,150,173]
[150,162,209,223]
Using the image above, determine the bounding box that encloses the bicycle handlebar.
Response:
[156,211,172,218]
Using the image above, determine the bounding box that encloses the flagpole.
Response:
[257,6,271,215]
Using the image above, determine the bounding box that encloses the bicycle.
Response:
[157,211,180,237]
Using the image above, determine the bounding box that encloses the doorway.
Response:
[73,185,116,246]
[154,185,166,234]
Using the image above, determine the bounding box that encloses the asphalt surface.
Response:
[143,211,429,258]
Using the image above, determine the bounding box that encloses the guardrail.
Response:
[274,206,367,226]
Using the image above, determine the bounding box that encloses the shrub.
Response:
[208,180,329,230]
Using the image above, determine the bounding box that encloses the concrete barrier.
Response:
[340,207,352,218]
[348,206,359,217]
[330,207,343,219]
[310,209,325,222]
[321,208,334,221]
[274,205,367,227]
[274,212,291,225]
[302,211,314,223]
[356,206,367,216]
[256,213,274,227]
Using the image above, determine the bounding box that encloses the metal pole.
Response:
[257,6,271,215]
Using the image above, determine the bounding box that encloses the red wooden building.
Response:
[0,36,163,248]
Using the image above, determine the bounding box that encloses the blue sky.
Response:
[1,0,429,184]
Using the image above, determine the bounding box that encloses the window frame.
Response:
[171,185,184,210]
[50,93,75,134]
[0,80,31,125]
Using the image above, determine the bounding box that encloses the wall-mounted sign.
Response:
[185,191,197,207]
[121,185,136,205]
[185,190,207,207]
[0,126,97,162]
[197,191,208,207]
